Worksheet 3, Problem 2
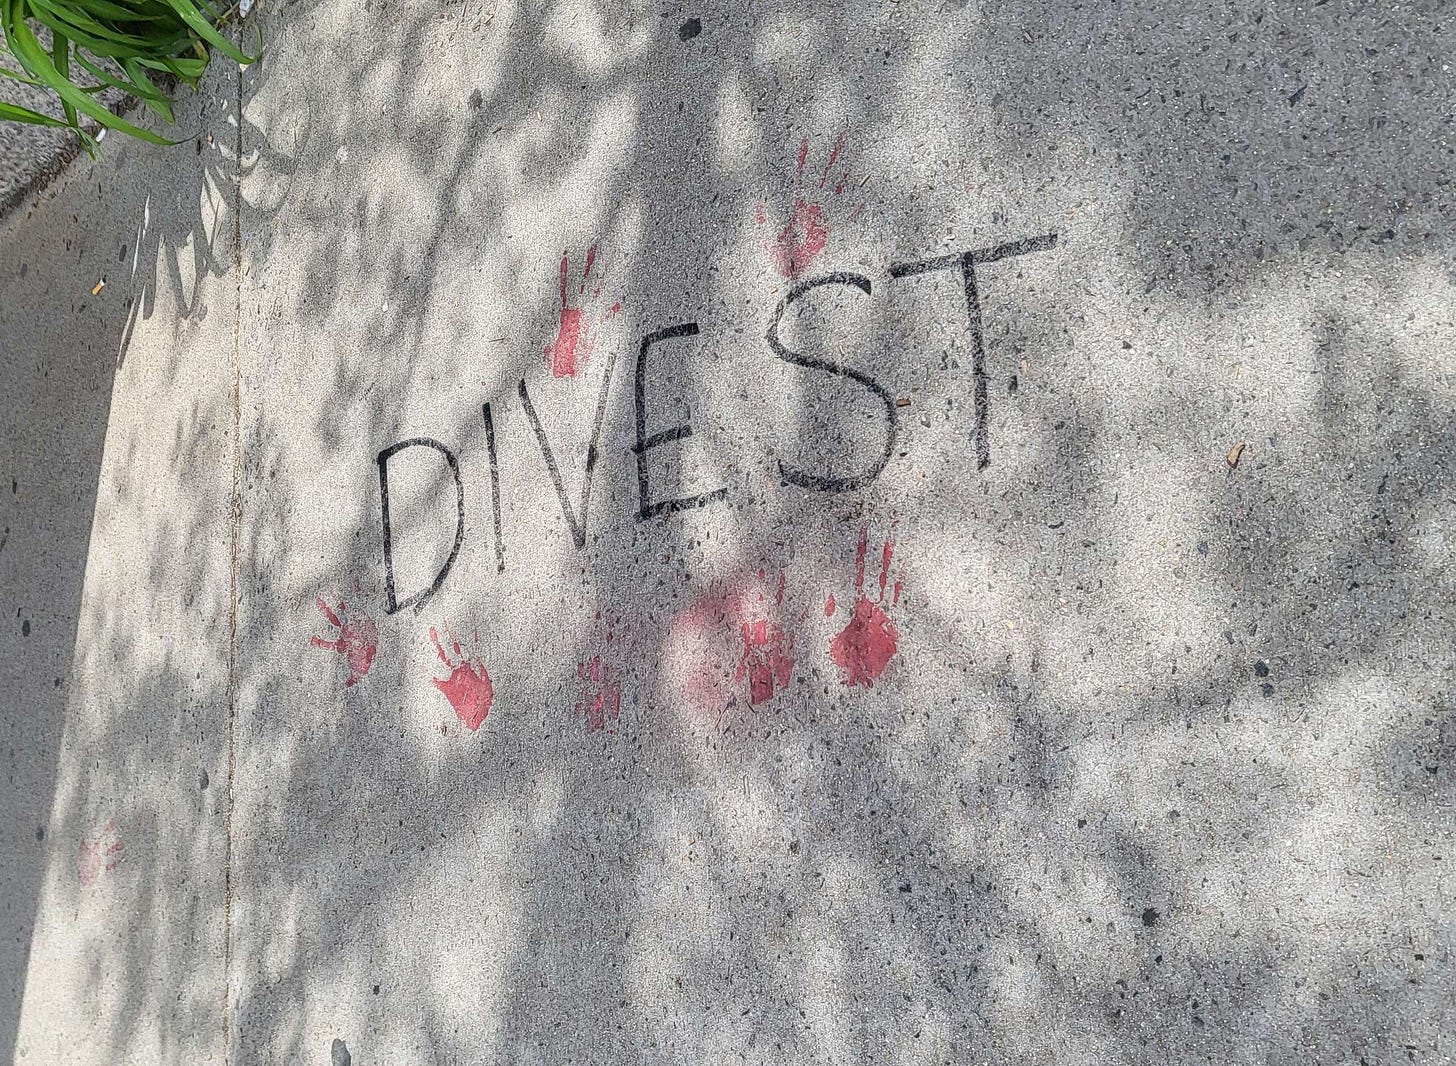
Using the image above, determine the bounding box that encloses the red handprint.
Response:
[756,133,867,280]
[826,524,902,687]
[78,819,123,886]
[544,244,622,378]
[734,570,795,705]
[666,570,801,723]
[310,597,379,687]
[429,626,494,731]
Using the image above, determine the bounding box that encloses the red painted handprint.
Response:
[78,819,123,886]
[310,597,378,687]
[756,133,867,280]
[826,524,902,687]
[666,570,800,721]
[734,570,795,705]
[429,626,494,731]
[544,244,622,378]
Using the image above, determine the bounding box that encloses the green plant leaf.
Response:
[5,3,175,143]
[161,0,249,64]
[121,55,172,121]
[0,61,44,86]
[138,54,206,79]
[0,98,68,126]
[73,49,165,100]
[51,27,77,129]
[26,0,187,57]
[0,0,246,144]
[62,0,178,24]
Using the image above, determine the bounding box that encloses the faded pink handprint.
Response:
[756,133,868,279]
[78,819,123,886]
[576,659,621,733]
[576,614,622,733]
[826,523,902,687]
[733,570,796,705]
[430,626,494,731]
[666,569,801,724]
[544,244,622,378]
[310,597,378,687]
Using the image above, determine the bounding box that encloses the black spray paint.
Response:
[632,322,728,519]
[766,271,897,492]
[890,232,1058,469]
[374,233,1058,606]
[377,438,465,615]
[480,401,506,573]
[516,336,623,549]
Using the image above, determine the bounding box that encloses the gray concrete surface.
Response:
[0,64,237,1063]
[0,87,81,222]
[3,0,1455,1063]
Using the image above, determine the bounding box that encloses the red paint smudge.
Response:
[735,618,794,704]
[731,570,796,705]
[544,245,616,378]
[818,132,845,188]
[668,571,800,719]
[760,134,867,279]
[665,591,740,718]
[310,597,378,687]
[546,306,589,377]
[430,626,494,731]
[576,654,622,732]
[825,593,836,617]
[768,199,829,279]
[78,820,123,886]
[829,597,900,687]
[826,523,902,687]
[580,243,597,292]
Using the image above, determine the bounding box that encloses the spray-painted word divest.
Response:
[376,233,1058,615]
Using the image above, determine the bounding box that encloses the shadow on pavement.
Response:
[2,0,1453,1062]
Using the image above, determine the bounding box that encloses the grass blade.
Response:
[0,97,68,125]
[160,0,248,64]
[121,55,171,121]
[50,27,77,129]
[6,2,175,143]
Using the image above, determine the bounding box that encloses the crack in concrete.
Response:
[223,51,244,1066]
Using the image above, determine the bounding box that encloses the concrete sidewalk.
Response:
[2,1,1454,1063]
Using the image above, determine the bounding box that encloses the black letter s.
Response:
[767,272,898,493]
